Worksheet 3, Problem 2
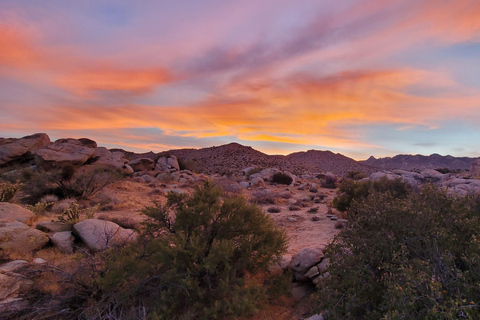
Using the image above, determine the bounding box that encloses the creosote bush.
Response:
[271,172,293,185]
[316,186,480,319]
[93,181,287,319]
[333,177,410,212]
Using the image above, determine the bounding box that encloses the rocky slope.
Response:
[167,143,375,176]
[361,154,479,171]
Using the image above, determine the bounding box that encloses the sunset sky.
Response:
[1,0,480,159]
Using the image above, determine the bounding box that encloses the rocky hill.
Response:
[361,154,479,171]
[166,143,375,176]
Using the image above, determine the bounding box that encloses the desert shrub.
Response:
[177,158,199,172]
[251,189,277,204]
[267,206,281,213]
[57,202,99,224]
[333,177,411,212]
[21,165,123,204]
[26,202,54,216]
[0,180,22,202]
[288,205,301,211]
[316,186,480,319]
[346,170,367,180]
[93,181,287,319]
[320,174,338,189]
[54,165,123,200]
[308,207,319,213]
[271,172,293,185]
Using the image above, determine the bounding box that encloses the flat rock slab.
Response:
[35,138,96,166]
[0,203,34,225]
[73,219,137,252]
[36,221,72,233]
[0,221,49,253]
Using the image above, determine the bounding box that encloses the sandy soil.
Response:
[94,179,341,256]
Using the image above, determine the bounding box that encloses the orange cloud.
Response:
[0,24,44,71]
[21,67,477,151]
[57,67,173,96]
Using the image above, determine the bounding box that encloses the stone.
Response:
[36,221,72,233]
[50,231,75,254]
[305,265,320,279]
[35,138,97,167]
[123,164,134,174]
[73,219,137,252]
[470,159,480,177]
[0,260,29,273]
[167,155,180,171]
[290,247,324,282]
[317,258,330,273]
[250,177,265,187]
[0,133,50,166]
[141,174,157,184]
[32,258,46,264]
[91,147,126,168]
[239,181,250,188]
[287,217,297,222]
[127,158,155,172]
[305,315,324,320]
[0,221,49,253]
[0,203,34,225]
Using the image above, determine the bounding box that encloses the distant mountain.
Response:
[165,143,375,175]
[360,154,479,171]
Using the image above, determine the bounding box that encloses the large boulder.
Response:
[90,147,127,168]
[127,158,155,172]
[290,247,324,282]
[0,203,35,225]
[0,221,49,253]
[73,219,137,252]
[0,133,50,167]
[471,159,480,177]
[155,156,180,172]
[34,138,97,167]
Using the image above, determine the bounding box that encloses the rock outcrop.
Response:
[0,203,35,225]
[470,159,480,177]
[0,221,49,253]
[35,138,97,167]
[0,133,50,167]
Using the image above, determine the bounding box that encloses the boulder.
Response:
[73,219,137,252]
[0,133,50,167]
[420,169,444,182]
[50,231,75,254]
[290,247,324,282]
[36,221,72,233]
[0,221,49,253]
[90,147,126,168]
[0,203,34,225]
[127,158,155,172]
[471,159,480,177]
[167,155,180,171]
[35,138,97,167]
[0,260,29,272]
[123,164,134,174]
[369,171,398,181]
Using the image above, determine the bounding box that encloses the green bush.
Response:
[333,177,411,212]
[316,186,480,319]
[93,181,287,319]
[346,170,367,180]
[271,172,293,185]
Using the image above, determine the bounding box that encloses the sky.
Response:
[1,0,480,160]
